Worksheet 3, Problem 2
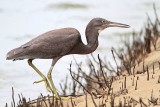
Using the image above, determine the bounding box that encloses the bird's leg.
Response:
[28,59,52,92]
[47,57,61,99]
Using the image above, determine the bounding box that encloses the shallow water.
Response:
[0,0,160,106]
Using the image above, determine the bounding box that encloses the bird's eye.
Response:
[102,20,106,24]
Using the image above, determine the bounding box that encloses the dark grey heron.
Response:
[6,18,130,98]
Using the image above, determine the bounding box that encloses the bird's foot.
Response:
[33,79,45,84]
[33,78,52,92]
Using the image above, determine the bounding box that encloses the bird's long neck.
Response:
[77,25,99,54]
[69,24,99,55]
[86,25,99,49]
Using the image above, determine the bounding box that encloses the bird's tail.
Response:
[6,47,24,60]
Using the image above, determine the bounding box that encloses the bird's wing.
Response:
[18,28,81,59]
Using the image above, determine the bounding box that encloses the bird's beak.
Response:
[107,21,130,28]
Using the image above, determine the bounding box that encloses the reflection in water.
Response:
[0,0,160,106]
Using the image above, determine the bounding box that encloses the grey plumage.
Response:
[7,28,81,60]
[6,18,130,61]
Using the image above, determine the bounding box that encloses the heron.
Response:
[6,18,130,98]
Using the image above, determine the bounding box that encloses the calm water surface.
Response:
[0,0,160,106]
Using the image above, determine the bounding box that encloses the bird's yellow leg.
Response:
[28,59,52,92]
[47,58,61,99]
[47,58,73,100]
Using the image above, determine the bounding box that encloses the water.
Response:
[0,0,160,106]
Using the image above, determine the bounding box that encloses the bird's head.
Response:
[88,18,130,33]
